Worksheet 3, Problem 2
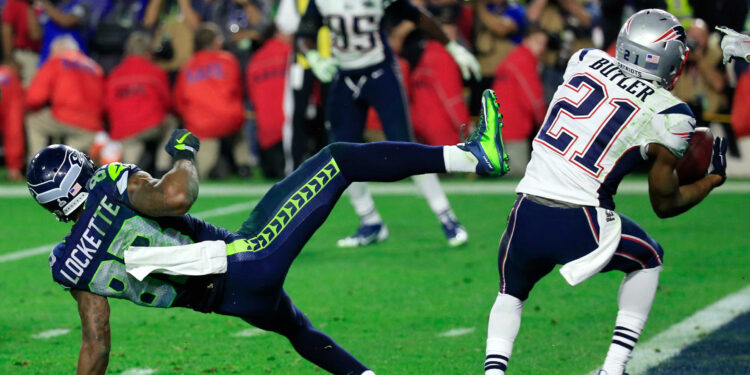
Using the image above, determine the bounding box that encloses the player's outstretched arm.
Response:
[127,129,200,217]
[646,143,726,218]
[71,289,111,375]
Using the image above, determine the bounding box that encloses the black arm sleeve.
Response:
[384,0,421,23]
[296,0,324,40]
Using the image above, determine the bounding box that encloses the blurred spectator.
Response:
[36,0,93,65]
[246,31,292,178]
[491,28,548,177]
[471,0,527,113]
[409,40,469,146]
[0,63,25,181]
[173,22,247,178]
[2,0,42,85]
[691,0,746,32]
[672,18,727,127]
[26,35,104,158]
[729,68,750,177]
[105,31,174,168]
[145,0,202,72]
[89,0,151,72]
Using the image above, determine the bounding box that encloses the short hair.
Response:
[50,35,80,54]
[194,22,222,51]
[125,31,153,56]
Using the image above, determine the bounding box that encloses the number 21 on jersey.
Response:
[535,73,640,178]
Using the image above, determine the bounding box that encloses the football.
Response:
[675,127,713,185]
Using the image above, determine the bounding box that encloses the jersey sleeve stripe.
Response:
[658,102,694,117]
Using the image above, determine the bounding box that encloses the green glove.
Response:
[306,50,338,83]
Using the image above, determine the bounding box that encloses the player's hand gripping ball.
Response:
[165,129,200,161]
[675,127,714,185]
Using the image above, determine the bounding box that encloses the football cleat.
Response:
[458,89,510,176]
[336,223,389,247]
[439,211,468,247]
[597,370,629,375]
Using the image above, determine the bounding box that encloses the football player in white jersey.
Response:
[296,0,481,248]
[483,9,728,375]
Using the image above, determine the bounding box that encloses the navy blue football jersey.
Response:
[48,163,235,311]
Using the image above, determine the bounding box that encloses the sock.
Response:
[486,293,524,375]
[602,266,661,375]
[347,182,382,225]
[443,145,479,173]
[411,174,451,216]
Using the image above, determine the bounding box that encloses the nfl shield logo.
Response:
[645,54,660,70]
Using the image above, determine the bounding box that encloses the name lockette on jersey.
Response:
[589,57,655,102]
[56,195,119,284]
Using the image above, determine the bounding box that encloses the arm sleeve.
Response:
[26,60,56,109]
[384,0,420,23]
[296,0,323,40]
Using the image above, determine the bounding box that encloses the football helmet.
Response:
[27,145,95,222]
[615,9,689,89]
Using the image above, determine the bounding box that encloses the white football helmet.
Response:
[615,9,689,89]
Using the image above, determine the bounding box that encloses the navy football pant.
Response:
[327,63,413,143]
[214,142,445,374]
[498,195,664,301]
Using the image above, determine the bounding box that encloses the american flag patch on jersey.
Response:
[645,54,660,70]
[69,183,82,196]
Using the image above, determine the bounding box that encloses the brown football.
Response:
[675,127,713,185]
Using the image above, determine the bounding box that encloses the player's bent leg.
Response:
[243,291,372,375]
[599,214,665,375]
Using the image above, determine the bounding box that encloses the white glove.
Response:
[445,40,481,81]
[716,26,750,64]
[306,50,338,83]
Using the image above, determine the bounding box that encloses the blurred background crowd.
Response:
[1,0,749,182]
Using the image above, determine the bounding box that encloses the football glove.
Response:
[716,26,750,64]
[306,50,338,83]
[165,129,200,161]
[708,136,728,185]
[446,40,481,81]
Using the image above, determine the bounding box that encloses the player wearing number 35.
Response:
[483,9,728,375]
[25,89,509,374]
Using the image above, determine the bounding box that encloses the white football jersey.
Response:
[312,0,391,70]
[516,49,696,209]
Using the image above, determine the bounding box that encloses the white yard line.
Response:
[233,328,267,337]
[31,328,71,339]
[120,368,156,375]
[0,200,258,264]
[586,283,750,374]
[1,181,748,198]
[438,327,476,337]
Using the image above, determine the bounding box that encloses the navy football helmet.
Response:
[27,145,95,222]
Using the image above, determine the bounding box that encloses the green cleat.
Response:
[458,89,510,176]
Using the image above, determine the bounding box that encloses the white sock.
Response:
[443,145,478,173]
[602,266,661,375]
[361,371,376,375]
[347,182,382,225]
[411,174,451,216]
[486,293,524,375]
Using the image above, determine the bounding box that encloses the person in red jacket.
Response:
[174,22,248,178]
[246,32,292,178]
[491,28,548,177]
[26,35,104,160]
[0,64,25,181]
[106,31,174,168]
[410,40,469,146]
[728,68,750,177]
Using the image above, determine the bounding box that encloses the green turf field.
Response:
[1,178,748,375]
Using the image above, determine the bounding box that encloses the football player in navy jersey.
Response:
[27,90,509,374]
[297,0,481,248]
